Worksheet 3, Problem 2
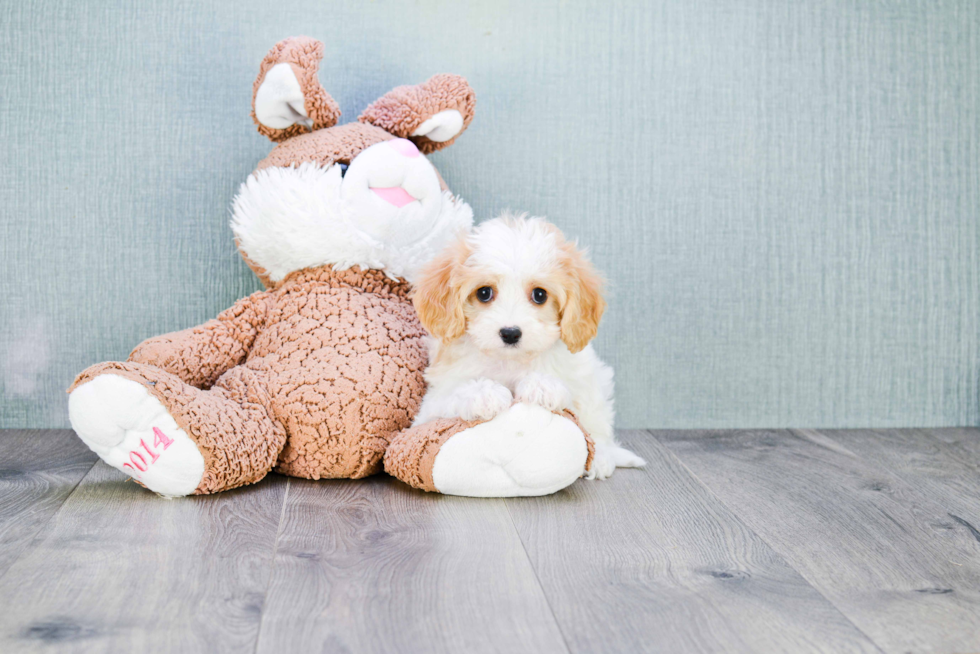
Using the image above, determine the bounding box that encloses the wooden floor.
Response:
[1,429,979,653]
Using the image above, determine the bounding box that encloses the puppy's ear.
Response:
[359,74,476,154]
[413,237,470,342]
[252,37,341,142]
[558,242,606,354]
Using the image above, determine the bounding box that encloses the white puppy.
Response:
[411,213,645,480]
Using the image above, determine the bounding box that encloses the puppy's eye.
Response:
[531,288,548,305]
[338,163,349,178]
[476,286,494,303]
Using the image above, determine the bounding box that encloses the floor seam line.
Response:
[504,502,574,654]
[252,476,290,654]
[645,429,888,654]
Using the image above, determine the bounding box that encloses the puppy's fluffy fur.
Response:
[412,213,645,479]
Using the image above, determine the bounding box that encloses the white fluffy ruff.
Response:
[231,163,473,284]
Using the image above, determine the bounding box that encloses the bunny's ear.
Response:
[251,37,341,142]
[358,74,476,154]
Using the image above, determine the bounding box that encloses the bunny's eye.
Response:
[476,286,494,303]
[531,288,548,305]
[338,163,349,178]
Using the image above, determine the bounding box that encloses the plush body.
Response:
[68,37,595,498]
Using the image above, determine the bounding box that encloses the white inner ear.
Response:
[254,63,313,130]
[411,109,464,142]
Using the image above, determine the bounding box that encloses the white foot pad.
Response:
[68,374,205,497]
[431,403,588,497]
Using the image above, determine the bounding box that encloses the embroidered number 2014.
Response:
[122,427,174,476]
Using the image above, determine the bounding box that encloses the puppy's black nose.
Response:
[499,327,522,345]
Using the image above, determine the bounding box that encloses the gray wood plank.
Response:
[0,461,286,653]
[255,475,569,654]
[922,427,980,476]
[507,430,880,654]
[817,428,980,537]
[0,429,97,580]
[658,428,980,654]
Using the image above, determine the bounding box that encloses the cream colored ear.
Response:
[411,109,465,142]
[412,236,471,342]
[254,63,313,130]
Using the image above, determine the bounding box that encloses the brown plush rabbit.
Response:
[68,37,592,497]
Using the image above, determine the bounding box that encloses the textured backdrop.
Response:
[1,0,978,429]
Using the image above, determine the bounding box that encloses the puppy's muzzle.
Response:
[499,327,522,345]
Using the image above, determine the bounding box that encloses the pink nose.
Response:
[388,138,420,158]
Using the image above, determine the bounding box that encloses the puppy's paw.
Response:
[515,373,573,412]
[451,379,513,422]
[588,442,647,481]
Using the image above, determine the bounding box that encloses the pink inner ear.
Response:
[371,187,417,208]
[388,138,420,158]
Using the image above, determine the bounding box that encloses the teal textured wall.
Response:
[1,0,978,428]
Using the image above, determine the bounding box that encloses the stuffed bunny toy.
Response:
[68,37,593,498]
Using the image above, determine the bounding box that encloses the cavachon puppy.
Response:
[412,213,646,479]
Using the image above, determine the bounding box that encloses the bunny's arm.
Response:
[127,291,269,389]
